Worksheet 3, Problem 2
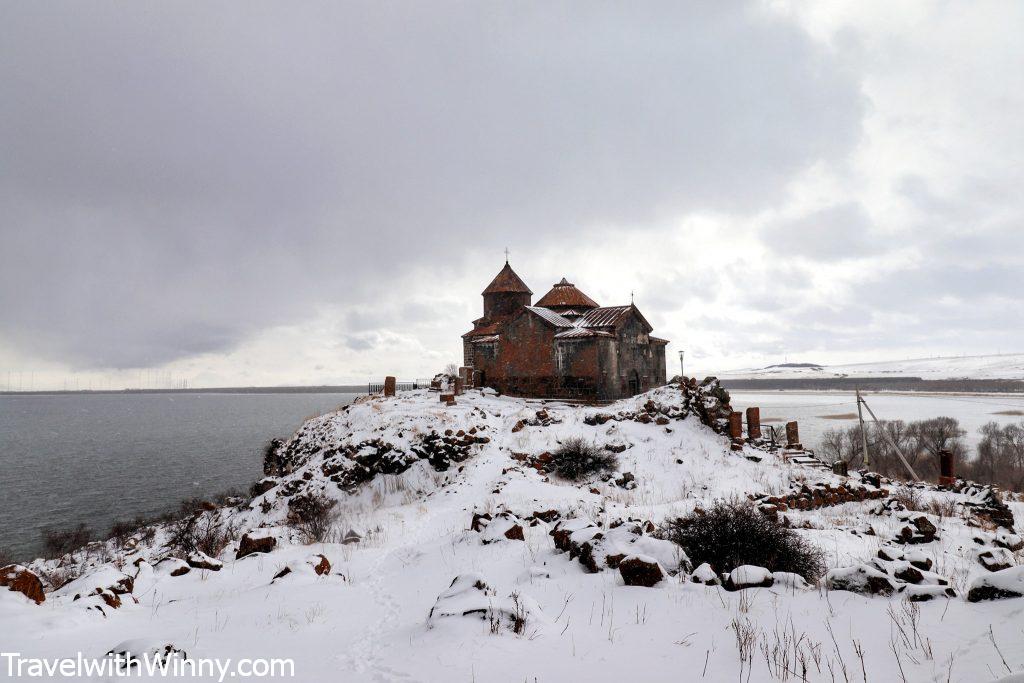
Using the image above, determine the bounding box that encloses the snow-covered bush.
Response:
[660,502,826,582]
[549,438,618,481]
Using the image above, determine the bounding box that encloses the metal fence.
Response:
[367,379,431,394]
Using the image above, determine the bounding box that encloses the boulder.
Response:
[904,585,957,602]
[186,551,223,571]
[725,565,774,591]
[618,555,664,587]
[690,562,720,586]
[427,574,538,634]
[155,558,191,577]
[236,533,276,559]
[967,566,1024,602]
[0,565,45,604]
[826,565,898,596]
[312,554,331,576]
[977,548,1015,573]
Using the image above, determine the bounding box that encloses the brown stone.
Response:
[313,554,331,576]
[728,412,743,439]
[785,421,800,447]
[619,556,664,587]
[0,565,45,604]
[503,524,525,541]
[745,407,761,439]
[236,533,276,559]
[383,376,396,397]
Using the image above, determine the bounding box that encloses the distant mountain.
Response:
[718,353,1024,380]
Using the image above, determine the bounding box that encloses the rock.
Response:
[511,420,525,433]
[186,551,223,571]
[967,566,1024,602]
[893,564,924,585]
[0,565,45,604]
[477,512,526,544]
[725,565,774,591]
[106,641,187,672]
[912,515,938,538]
[155,558,191,577]
[771,572,810,591]
[312,554,331,576]
[904,585,957,602]
[905,550,933,572]
[428,574,538,634]
[977,548,1015,572]
[342,529,362,545]
[690,562,720,585]
[251,478,278,496]
[236,533,276,559]
[618,555,664,587]
[827,565,898,596]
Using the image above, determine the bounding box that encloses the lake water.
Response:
[730,391,1024,453]
[0,392,358,561]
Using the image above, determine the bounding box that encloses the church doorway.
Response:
[628,371,639,396]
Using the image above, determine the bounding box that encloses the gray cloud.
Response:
[0,1,864,369]
[762,202,878,261]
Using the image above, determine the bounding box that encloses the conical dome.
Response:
[535,278,598,311]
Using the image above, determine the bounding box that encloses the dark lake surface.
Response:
[0,392,359,561]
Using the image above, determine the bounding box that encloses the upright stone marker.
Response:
[454,377,463,395]
[939,449,955,487]
[383,376,396,397]
[785,421,800,448]
[745,407,761,440]
[728,412,743,440]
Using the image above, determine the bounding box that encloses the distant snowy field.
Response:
[716,353,1024,380]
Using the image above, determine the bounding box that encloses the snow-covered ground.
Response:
[717,353,1024,380]
[3,385,1024,682]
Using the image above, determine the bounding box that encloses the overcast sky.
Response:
[1,1,1021,389]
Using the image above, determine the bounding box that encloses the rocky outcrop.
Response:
[967,566,1024,602]
[0,565,45,604]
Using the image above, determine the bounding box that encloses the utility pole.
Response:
[859,393,921,482]
[855,389,870,468]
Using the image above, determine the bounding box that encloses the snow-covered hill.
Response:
[717,353,1024,381]
[2,383,1023,682]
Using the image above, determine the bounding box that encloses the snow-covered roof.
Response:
[525,306,574,328]
[554,327,615,340]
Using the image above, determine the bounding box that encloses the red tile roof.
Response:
[535,278,599,310]
[482,262,532,295]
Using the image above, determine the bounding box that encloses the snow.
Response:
[717,353,1024,380]
[2,385,1024,681]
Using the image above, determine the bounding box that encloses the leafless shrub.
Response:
[37,565,80,591]
[287,493,338,544]
[41,523,94,559]
[166,514,236,557]
[660,502,827,581]
[891,487,927,512]
[549,438,618,481]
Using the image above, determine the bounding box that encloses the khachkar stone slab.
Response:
[384,376,397,397]
[745,407,761,440]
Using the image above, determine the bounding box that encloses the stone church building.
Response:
[462,261,668,400]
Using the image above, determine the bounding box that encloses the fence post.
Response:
[745,407,761,440]
[785,421,801,449]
